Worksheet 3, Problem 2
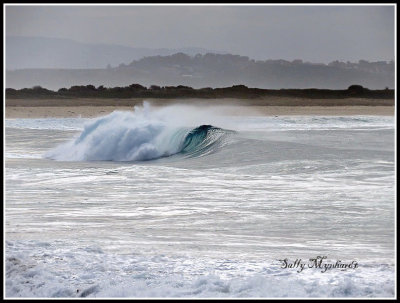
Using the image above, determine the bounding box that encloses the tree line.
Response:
[5,84,394,99]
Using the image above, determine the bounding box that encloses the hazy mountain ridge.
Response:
[6,51,394,90]
[6,36,227,69]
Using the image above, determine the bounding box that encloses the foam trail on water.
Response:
[44,102,232,162]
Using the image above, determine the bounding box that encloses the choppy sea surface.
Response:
[5,103,396,298]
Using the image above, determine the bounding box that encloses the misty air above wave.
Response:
[44,102,235,162]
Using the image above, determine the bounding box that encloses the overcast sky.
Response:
[5,4,395,63]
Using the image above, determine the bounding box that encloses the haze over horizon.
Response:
[5,4,395,90]
[6,5,395,65]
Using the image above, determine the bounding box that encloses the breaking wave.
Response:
[44,104,234,162]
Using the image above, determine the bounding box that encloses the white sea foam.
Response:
[5,240,395,298]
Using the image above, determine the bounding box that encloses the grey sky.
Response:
[5,4,395,62]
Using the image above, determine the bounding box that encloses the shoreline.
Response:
[5,105,394,118]
[5,97,395,118]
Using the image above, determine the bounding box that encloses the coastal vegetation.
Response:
[6,84,394,100]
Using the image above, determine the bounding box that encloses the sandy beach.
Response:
[5,97,395,118]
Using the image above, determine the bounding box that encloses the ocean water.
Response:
[5,103,396,298]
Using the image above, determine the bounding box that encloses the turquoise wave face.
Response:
[180,125,235,158]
